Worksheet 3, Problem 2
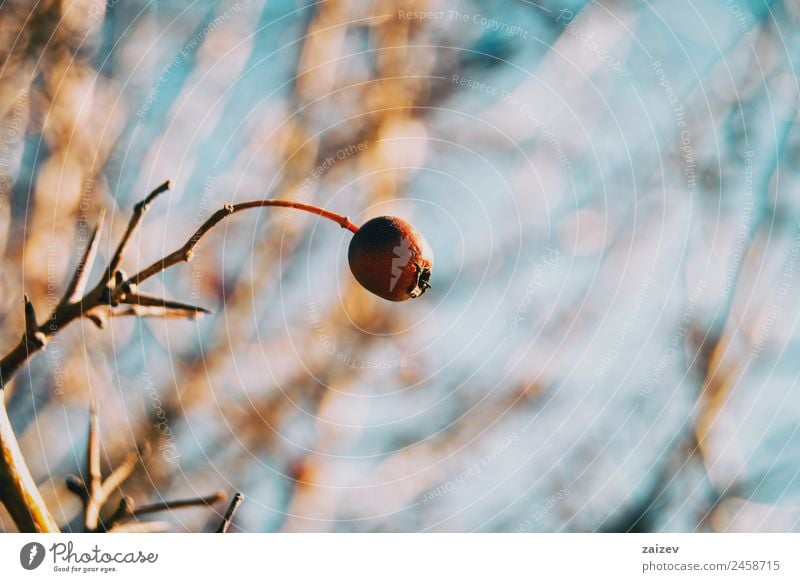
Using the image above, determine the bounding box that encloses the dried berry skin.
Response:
[348,216,433,301]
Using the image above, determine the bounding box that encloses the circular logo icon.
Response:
[20,542,45,570]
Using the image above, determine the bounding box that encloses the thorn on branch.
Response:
[216,492,244,533]
[22,296,46,348]
[109,305,211,320]
[120,292,211,317]
[86,312,106,329]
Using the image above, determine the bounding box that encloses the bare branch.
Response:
[87,403,101,494]
[102,489,227,531]
[106,181,171,280]
[109,306,207,320]
[98,444,147,504]
[216,492,244,533]
[120,292,211,316]
[132,490,227,517]
[0,393,59,531]
[84,401,103,531]
[62,210,106,305]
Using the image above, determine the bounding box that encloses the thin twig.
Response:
[216,492,244,533]
[98,445,147,504]
[84,402,103,531]
[128,200,359,287]
[62,210,106,304]
[81,405,147,532]
[102,490,226,532]
[108,306,207,320]
[120,292,211,316]
[133,490,227,517]
[107,180,171,280]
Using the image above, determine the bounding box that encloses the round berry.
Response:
[347,216,433,301]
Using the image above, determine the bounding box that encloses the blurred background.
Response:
[1,0,800,532]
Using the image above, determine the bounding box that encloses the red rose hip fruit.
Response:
[348,216,433,301]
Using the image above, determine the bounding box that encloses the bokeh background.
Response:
[1,0,800,532]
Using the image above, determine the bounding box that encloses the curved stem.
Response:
[128,199,359,286]
[237,200,359,234]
